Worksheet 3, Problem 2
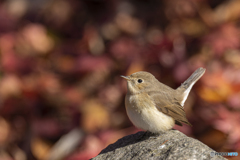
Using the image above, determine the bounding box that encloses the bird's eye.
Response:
[137,79,143,83]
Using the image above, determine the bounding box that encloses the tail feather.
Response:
[177,67,206,106]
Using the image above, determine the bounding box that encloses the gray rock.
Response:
[92,129,226,160]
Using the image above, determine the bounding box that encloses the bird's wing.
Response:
[148,91,192,126]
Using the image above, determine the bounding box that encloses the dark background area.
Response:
[0,0,240,159]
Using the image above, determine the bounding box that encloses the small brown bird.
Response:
[121,68,205,133]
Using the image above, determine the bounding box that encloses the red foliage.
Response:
[0,0,240,159]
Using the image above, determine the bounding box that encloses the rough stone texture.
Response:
[92,129,227,160]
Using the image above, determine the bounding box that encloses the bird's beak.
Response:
[121,75,130,80]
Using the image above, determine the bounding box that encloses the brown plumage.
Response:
[122,68,205,133]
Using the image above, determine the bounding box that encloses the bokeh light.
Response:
[0,0,240,159]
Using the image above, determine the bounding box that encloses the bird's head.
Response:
[121,71,157,94]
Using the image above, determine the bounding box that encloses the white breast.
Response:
[126,95,175,133]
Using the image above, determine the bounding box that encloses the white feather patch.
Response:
[180,82,195,106]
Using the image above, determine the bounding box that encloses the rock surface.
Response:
[92,129,226,160]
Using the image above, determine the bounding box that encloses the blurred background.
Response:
[0,0,240,159]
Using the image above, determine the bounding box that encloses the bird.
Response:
[121,67,206,133]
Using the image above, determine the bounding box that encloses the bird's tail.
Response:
[176,67,206,106]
